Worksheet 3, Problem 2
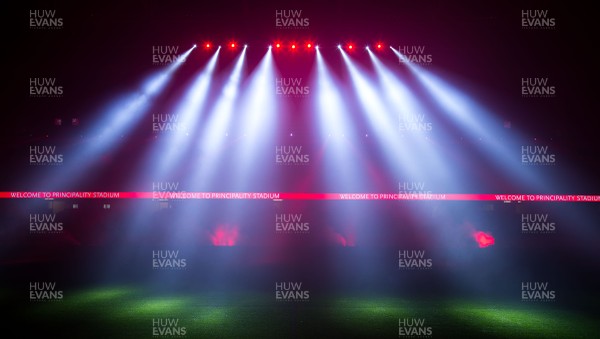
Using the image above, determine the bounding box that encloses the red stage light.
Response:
[275,42,281,48]
[210,224,239,246]
[348,44,354,50]
[230,42,236,49]
[291,44,296,49]
[473,231,495,248]
[376,43,383,49]
[307,43,312,49]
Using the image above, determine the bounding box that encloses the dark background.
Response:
[1,0,599,333]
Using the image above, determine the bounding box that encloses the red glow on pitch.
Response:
[210,224,239,246]
[473,231,495,248]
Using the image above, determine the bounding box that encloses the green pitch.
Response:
[5,286,599,338]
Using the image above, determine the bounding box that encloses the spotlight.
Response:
[348,44,354,50]
[229,42,236,49]
[275,42,281,49]
[291,43,296,50]
[306,42,313,49]
[376,42,383,50]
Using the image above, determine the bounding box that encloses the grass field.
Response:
[4,285,599,338]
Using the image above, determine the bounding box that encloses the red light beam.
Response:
[473,231,495,248]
